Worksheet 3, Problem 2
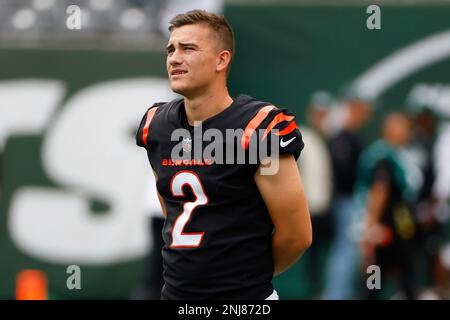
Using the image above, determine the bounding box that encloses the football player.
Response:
[136,10,312,299]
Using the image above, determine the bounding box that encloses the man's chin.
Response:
[170,83,183,92]
[171,85,192,97]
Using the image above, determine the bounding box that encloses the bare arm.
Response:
[366,180,389,227]
[254,154,312,277]
[360,180,390,264]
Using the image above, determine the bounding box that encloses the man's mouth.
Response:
[171,70,188,76]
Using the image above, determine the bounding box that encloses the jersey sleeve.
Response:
[373,158,393,185]
[254,107,305,161]
[136,103,163,148]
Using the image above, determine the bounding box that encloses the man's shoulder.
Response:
[150,97,183,113]
[230,94,276,123]
[234,94,300,118]
[136,98,182,148]
[234,94,270,110]
[233,94,299,127]
[142,97,183,125]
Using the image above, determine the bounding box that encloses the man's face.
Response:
[383,114,411,146]
[166,23,221,97]
[307,107,328,133]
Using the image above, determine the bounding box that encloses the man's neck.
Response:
[184,89,233,126]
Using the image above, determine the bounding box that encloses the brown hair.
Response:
[169,10,235,65]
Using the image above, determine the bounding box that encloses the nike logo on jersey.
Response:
[280,137,296,148]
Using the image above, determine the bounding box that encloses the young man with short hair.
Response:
[136,10,312,300]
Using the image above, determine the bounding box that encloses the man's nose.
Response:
[168,49,182,65]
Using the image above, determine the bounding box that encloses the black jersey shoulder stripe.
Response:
[136,102,166,148]
[241,105,276,150]
[275,120,298,136]
[141,107,159,147]
[261,111,295,140]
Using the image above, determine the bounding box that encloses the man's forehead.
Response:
[167,24,215,45]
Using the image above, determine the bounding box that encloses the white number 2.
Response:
[170,171,208,248]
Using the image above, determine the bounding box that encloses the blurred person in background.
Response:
[410,108,450,299]
[358,113,420,300]
[426,107,450,298]
[429,111,450,254]
[430,112,450,222]
[322,95,372,299]
[0,154,2,199]
[304,90,334,297]
[307,91,333,138]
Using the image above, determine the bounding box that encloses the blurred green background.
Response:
[1,0,450,299]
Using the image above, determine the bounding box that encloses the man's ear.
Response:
[216,50,232,73]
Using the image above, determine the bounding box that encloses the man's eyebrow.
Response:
[179,42,199,48]
[166,42,198,51]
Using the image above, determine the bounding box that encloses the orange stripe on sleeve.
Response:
[262,113,294,140]
[241,105,275,150]
[275,120,298,136]
[142,107,158,147]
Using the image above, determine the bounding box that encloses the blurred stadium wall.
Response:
[1,0,449,299]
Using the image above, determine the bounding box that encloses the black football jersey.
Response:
[136,94,304,299]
